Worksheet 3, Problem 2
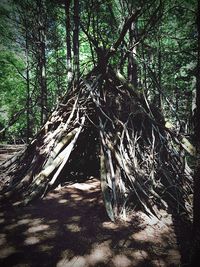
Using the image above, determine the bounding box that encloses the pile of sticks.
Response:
[0,68,193,221]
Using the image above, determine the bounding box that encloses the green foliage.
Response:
[0,50,27,141]
[0,0,197,143]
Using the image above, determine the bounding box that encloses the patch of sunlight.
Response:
[132,250,149,260]
[87,198,96,202]
[69,194,84,201]
[57,255,88,267]
[30,218,43,226]
[0,246,16,259]
[162,214,173,226]
[54,184,62,191]
[102,221,119,230]
[13,201,22,207]
[87,244,112,265]
[146,216,160,226]
[137,211,159,226]
[66,223,81,232]
[132,225,173,244]
[139,210,171,227]
[27,224,49,233]
[140,250,149,259]
[145,226,157,237]
[17,218,31,225]
[71,193,81,198]
[58,199,68,204]
[132,229,148,241]
[74,196,83,201]
[24,236,40,245]
[141,223,172,244]
[112,254,132,267]
[0,218,5,223]
[72,183,96,191]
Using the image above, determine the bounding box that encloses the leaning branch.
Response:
[0,108,26,135]
[112,9,141,51]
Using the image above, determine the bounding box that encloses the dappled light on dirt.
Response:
[0,178,185,266]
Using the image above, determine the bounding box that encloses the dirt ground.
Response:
[0,147,192,267]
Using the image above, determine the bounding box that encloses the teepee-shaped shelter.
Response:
[0,63,193,221]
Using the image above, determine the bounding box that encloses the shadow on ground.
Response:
[0,178,183,267]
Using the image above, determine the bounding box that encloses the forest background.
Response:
[0,0,197,145]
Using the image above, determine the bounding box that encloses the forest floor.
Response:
[0,146,192,267]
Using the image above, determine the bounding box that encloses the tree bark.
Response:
[157,38,162,108]
[65,0,72,83]
[128,21,138,89]
[73,0,80,80]
[37,0,48,124]
[25,21,31,143]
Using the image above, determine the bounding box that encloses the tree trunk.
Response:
[157,38,162,108]
[25,22,31,143]
[192,0,200,262]
[128,21,138,89]
[37,0,48,124]
[65,0,72,83]
[73,0,80,80]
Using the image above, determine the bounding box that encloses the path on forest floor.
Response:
[0,145,188,267]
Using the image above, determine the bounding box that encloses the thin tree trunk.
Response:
[128,21,138,89]
[37,0,47,124]
[157,38,162,108]
[65,0,72,83]
[141,42,148,93]
[152,37,162,109]
[25,22,31,143]
[73,0,80,80]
